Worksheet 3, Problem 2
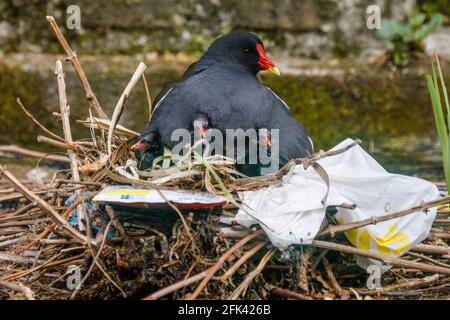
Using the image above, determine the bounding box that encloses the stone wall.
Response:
[0,0,422,59]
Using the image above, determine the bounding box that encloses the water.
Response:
[0,55,445,180]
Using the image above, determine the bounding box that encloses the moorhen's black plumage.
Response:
[134,31,313,176]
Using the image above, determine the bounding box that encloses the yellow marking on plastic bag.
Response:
[392,234,410,255]
[375,225,411,256]
[338,218,360,249]
[338,218,411,257]
[359,229,371,251]
[337,218,359,247]
[373,225,411,256]
[377,245,391,256]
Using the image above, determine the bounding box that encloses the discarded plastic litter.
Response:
[234,138,440,270]
[93,185,228,210]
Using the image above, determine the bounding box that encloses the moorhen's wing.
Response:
[264,87,313,166]
[148,61,203,118]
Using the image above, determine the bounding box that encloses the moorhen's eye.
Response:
[242,48,251,53]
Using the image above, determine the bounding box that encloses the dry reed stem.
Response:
[228,249,274,299]
[144,271,208,300]
[312,240,450,275]
[16,98,65,142]
[142,73,153,121]
[270,287,315,300]
[322,256,349,299]
[0,280,35,300]
[187,229,264,300]
[55,60,87,232]
[46,16,108,120]
[319,196,450,237]
[107,62,147,155]
[0,145,69,163]
[215,241,266,282]
[412,244,450,255]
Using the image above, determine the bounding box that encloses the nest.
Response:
[1,16,450,300]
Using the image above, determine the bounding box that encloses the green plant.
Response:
[426,56,450,191]
[377,13,444,66]
[418,0,450,18]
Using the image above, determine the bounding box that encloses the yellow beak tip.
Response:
[268,66,281,76]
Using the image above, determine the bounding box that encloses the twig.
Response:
[0,233,23,242]
[89,254,127,298]
[228,249,274,299]
[143,271,208,300]
[1,254,83,282]
[298,247,313,293]
[16,98,65,142]
[304,139,362,168]
[0,253,37,264]
[55,59,87,232]
[76,117,139,137]
[356,274,442,295]
[407,251,450,268]
[54,179,102,187]
[0,145,69,163]
[312,272,333,292]
[270,287,314,300]
[15,196,83,254]
[37,135,78,151]
[142,73,153,121]
[0,280,35,300]
[276,139,361,177]
[107,62,147,154]
[0,165,88,244]
[46,16,108,120]
[322,256,348,299]
[412,244,450,255]
[187,230,264,300]
[430,232,450,240]
[155,189,200,255]
[0,202,36,221]
[318,196,450,237]
[311,240,450,275]
[215,241,267,282]
[105,205,131,246]
[70,221,112,299]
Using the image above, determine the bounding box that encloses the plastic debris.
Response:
[235,139,440,270]
[93,185,228,210]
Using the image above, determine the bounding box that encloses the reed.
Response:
[427,55,450,191]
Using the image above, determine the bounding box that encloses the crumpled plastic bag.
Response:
[235,138,439,269]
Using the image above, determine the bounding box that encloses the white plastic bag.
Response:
[235,139,439,268]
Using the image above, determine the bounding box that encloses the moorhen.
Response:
[134,31,313,176]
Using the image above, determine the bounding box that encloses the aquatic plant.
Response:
[427,56,450,190]
[377,13,443,66]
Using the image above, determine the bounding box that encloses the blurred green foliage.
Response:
[0,66,54,150]
[377,13,444,66]
[418,0,450,17]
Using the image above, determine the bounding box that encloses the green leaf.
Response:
[410,13,426,29]
[414,13,444,43]
[192,152,236,206]
[427,57,450,190]
[376,19,410,42]
[435,55,450,123]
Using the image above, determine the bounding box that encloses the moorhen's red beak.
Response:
[193,116,209,138]
[131,139,146,151]
[198,126,206,137]
[256,43,280,76]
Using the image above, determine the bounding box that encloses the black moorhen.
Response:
[134,31,313,176]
